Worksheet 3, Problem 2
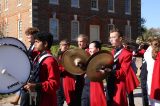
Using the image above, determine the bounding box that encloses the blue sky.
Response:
[141,0,160,28]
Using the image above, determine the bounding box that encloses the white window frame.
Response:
[71,0,80,8]
[0,23,3,35]
[49,18,59,40]
[108,0,115,13]
[71,20,79,41]
[91,0,99,11]
[0,4,1,13]
[108,24,115,34]
[18,19,22,40]
[125,25,131,41]
[90,25,100,41]
[5,19,8,36]
[49,0,59,5]
[125,0,131,15]
[4,0,8,11]
[17,0,22,7]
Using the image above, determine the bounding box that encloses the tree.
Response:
[141,18,147,40]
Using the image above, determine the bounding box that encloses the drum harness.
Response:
[28,51,53,106]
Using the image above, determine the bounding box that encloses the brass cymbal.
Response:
[86,50,113,82]
[61,48,90,75]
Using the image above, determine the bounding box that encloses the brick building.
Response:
[0,0,141,46]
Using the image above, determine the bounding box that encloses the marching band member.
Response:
[136,42,149,106]
[123,42,140,106]
[20,32,60,106]
[56,39,76,106]
[10,27,39,105]
[81,41,107,106]
[25,27,40,60]
[76,34,89,106]
[106,28,135,106]
[145,36,160,106]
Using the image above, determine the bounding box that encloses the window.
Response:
[91,0,98,10]
[17,0,21,6]
[49,18,59,40]
[71,0,79,8]
[125,25,131,41]
[71,20,79,40]
[0,0,1,12]
[125,0,131,15]
[49,0,58,4]
[5,19,8,36]
[18,19,22,40]
[0,4,1,13]
[0,24,1,31]
[108,0,114,12]
[4,0,8,11]
[108,24,114,34]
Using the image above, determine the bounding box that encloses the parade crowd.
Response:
[7,27,160,106]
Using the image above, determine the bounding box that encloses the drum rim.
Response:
[0,37,27,51]
[0,44,31,94]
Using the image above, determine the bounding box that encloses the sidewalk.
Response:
[0,87,142,106]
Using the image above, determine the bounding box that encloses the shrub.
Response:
[50,44,112,56]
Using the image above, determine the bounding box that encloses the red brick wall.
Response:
[0,0,141,45]
[0,0,32,47]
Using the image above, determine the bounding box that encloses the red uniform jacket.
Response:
[150,52,160,100]
[90,81,107,106]
[39,52,60,106]
[125,50,140,94]
[133,49,146,57]
[59,64,76,104]
[111,48,132,106]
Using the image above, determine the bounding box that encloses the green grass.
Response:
[50,44,112,56]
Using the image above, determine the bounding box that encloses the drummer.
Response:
[9,27,39,105]
[25,27,39,60]
[21,32,60,106]
[81,41,107,106]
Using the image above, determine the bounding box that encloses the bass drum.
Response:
[0,44,31,94]
[0,37,27,51]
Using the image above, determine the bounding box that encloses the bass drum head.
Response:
[0,44,31,94]
[0,37,27,51]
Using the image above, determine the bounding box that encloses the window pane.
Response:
[71,0,79,7]
[0,4,1,13]
[49,0,58,4]
[5,0,8,10]
[125,25,131,40]
[71,21,79,40]
[18,20,22,40]
[108,0,114,11]
[108,24,114,33]
[50,18,58,40]
[125,0,131,14]
[91,0,97,9]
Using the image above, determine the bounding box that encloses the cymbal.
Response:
[61,48,90,75]
[86,50,113,82]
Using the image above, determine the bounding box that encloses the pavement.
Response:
[0,87,143,106]
[0,57,143,106]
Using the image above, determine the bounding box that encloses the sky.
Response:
[141,0,160,29]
